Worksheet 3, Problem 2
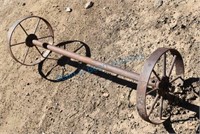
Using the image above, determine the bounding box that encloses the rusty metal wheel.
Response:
[8,16,54,66]
[136,48,184,124]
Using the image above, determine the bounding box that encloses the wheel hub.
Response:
[25,34,38,47]
[158,76,171,95]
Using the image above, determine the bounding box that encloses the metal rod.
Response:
[32,40,155,86]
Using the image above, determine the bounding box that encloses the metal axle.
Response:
[32,40,155,86]
[8,16,185,124]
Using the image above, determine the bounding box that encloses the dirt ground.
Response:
[0,0,199,133]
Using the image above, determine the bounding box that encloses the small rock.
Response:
[128,113,134,118]
[85,1,94,9]
[103,7,109,10]
[172,109,179,115]
[65,7,72,12]
[154,0,163,8]
[117,101,121,107]
[26,93,30,96]
[181,24,186,29]
[179,121,184,124]
[102,92,109,98]
[22,3,26,6]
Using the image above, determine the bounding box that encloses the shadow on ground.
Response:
[38,40,200,134]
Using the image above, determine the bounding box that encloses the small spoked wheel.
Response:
[136,48,184,124]
[8,16,54,66]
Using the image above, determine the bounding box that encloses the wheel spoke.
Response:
[152,69,161,81]
[147,94,159,116]
[168,55,176,77]
[146,88,158,95]
[23,47,30,63]
[11,41,25,47]
[19,23,28,36]
[159,96,163,119]
[170,76,182,83]
[34,18,41,34]
[34,46,44,57]
[163,53,167,77]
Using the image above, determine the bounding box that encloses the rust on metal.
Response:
[33,40,140,81]
[136,48,184,124]
[8,16,54,66]
[8,16,185,125]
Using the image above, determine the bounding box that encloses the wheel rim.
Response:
[136,48,184,124]
[8,16,54,66]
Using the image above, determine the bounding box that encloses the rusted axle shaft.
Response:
[33,40,154,86]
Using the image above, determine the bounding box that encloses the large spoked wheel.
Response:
[136,48,184,124]
[8,16,54,66]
